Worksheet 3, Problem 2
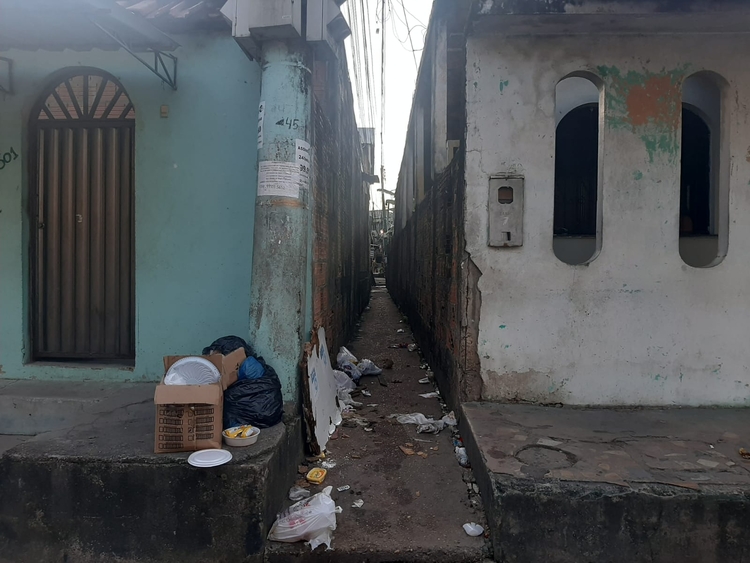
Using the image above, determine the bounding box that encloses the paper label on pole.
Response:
[258,161,300,198]
[295,139,311,184]
[257,101,265,148]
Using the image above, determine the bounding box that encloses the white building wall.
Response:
[464,32,750,406]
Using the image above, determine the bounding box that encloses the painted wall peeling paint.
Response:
[464,33,750,406]
[0,33,261,381]
[598,65,689,162]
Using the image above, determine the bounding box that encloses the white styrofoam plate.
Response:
[164,356,221,386]
[187,449,232,468]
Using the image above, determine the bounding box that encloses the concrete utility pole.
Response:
[223,0,350,400]
[249,40,312,400]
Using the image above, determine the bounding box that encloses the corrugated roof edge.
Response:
[118,0,230,32]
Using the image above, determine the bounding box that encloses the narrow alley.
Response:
[269,280,490,562]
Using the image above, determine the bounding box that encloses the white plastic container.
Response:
[223,425,261,447]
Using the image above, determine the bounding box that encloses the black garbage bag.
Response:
[223,356,283,429]
[203,335,254,358]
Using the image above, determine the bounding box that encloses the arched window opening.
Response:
[30,69,135,362]
[679,72,726,268]
[554,75,602,265]
[680,108,711,236]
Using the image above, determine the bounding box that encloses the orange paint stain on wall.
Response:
[625,75,681,130]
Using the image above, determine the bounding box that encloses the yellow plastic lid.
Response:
[306,467,327,484]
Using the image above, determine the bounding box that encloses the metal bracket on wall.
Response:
[0,57,13,95]
[89,20,178,90]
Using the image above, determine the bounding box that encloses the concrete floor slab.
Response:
[462,402,750,562]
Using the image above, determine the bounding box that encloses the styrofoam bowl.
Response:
[223,426,261,447]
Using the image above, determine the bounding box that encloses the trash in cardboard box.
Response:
[154,348,245,454]
[164,356,222,386]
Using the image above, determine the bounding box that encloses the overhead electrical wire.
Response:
[347,0,367,126]
[361,0,377,128]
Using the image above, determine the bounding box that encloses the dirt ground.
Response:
[267,280,490,562]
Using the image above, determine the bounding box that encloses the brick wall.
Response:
[388,151,481,409]
[310,56,371,353]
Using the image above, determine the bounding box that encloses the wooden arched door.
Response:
[31,70,135,361]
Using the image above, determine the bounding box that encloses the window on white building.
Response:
[553,75,603,265]
[680,72,728,268]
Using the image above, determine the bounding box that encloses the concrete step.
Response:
[461,402,750,563]
[0,379,154,435]
[0,401,303,563]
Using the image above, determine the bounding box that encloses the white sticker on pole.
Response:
[258,161,300,198]
[296,139,311,184]
[257,101,265,148]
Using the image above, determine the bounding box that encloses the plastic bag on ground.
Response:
[357,359,382,376]
[333,369,356,391]
[268,486,341,551]
[391,411,457,434]
[463,522,484,537]
[288,486,311,502]
[223,356,283,429]
[202,335,254,358]
[338,388,363,408]
[336,346,358,366]
[338,360,362,383]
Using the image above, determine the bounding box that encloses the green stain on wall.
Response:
[596,64,690,163]
[499,324,507,329]
[641,133,681,164]
[499,79,509,92]
[633,170,643,181]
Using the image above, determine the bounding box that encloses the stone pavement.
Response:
[462,402,750,563]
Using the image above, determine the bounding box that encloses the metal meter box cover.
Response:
[307,0,350,59]
[224,0,302,41]
[488,175,524,247]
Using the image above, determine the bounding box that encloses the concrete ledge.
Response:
[460,402,750,563]
[0,379,154,435]
[0,401,303,563]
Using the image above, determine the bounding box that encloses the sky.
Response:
[343,0,434,210]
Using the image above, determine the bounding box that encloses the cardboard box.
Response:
[154,348,245,454]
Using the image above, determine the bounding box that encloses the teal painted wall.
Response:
[0,32,261,381]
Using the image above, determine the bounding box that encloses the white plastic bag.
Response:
[268,486,342,550]
[357,359,382,376]
[332,369,356,391]
[336,346,358,366]
[338,360,362,383]
[463,522,484,536]
[391,411,458,434]
[337,388,363,408]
